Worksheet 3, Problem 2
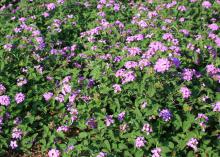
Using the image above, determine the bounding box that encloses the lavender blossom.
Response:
[159,109,172,121]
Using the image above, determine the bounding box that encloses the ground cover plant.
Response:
[0,0,220,156]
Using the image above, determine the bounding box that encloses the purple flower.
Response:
[43,92,53,101]
[17,77,28,86]
[69,93,77,103]
[212,102,220,112]
[13,117,22,125]
[57,0,65,4]
[0,83,6,95]
[88,79,95,88]
[202,1,212,8]
[187,138,198,151]
[10,140,18,149]
[86,118,97,128]
[0,95,10,106]
[206,64,218,75]
[57,126,69,132]
[215,37,220,47]
[139,59,151,70]
[118,111,125,121]
[127,47,141,56]
[113,84,121,93]
[61,84,72,95]
[162,33,173,41]
[208,23,219,31]
[149,41,167,52]
[48,149,60,157]
[124,61,138,69]
[171,58,180,68]
[196,113,208,121]
[105,115,114,126]
[115,70,136,84]
[135,136,146,148]
[121,71,136,84]
[96,152,107,157]
[43,12,50,17]
[0,116,3,132]
[182,68,195,81]
[159,109,172,121]
[46,3,56,11]
[66,145,74,152]
[3,44,12,51]
[180,87,191,99]
[12,128,22,139]
[15,93,25,104]
[55,94,64,103]
[178,5,187,11]
[151,147,162,157]
[142,123,153,135]
[154,58,171,73]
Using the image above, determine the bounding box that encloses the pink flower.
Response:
[3,44,12,51]
[43,92,53,101]
[10,140,18,149]
[15,93,25,104]
[182,68,195,81]
[215,37,220,47]
[0,84,6,95]
[180,87,191,99]
[212,102,220,112]
[202,1,212,8]
[48,149,60,157]
[154,58,171,73]
[208,23,219,31]
[113,84,121,93]
[151,147,162,157]
[142,123,153,135]
[46,3,56,10]
[127,47,141,56]
[135,136,146,148]
[61,84,71,95]
[124,61,138,69]
[187,138,198,151]
[105,115,114,126]
[0,95,10,106]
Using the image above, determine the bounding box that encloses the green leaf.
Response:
[104,140,111,151]
[135,150,144,157]
[78,132,88,139]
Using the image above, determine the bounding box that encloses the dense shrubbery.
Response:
[0,0,220,156]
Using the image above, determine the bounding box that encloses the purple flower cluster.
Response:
[159,109,172,121]
[0,84,6,95]
[113,84,121,93]
[105,115,114,126]
[135,136,146,148]
[15,93,25,104]
[182,68,195,81]
[180,87,191,99]
[154,58,171,73]
[142,123,153,135]
[48,148,60,157]
[43,92,54,101]
[96,152,107,157]
[187,138,198,151]
[151,147,162,157]
[212,102,220,112]
[118,111,125,121]
[0,95,10,106]
[115,69,136,84]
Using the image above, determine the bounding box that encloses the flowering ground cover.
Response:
[0,0,220,157]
